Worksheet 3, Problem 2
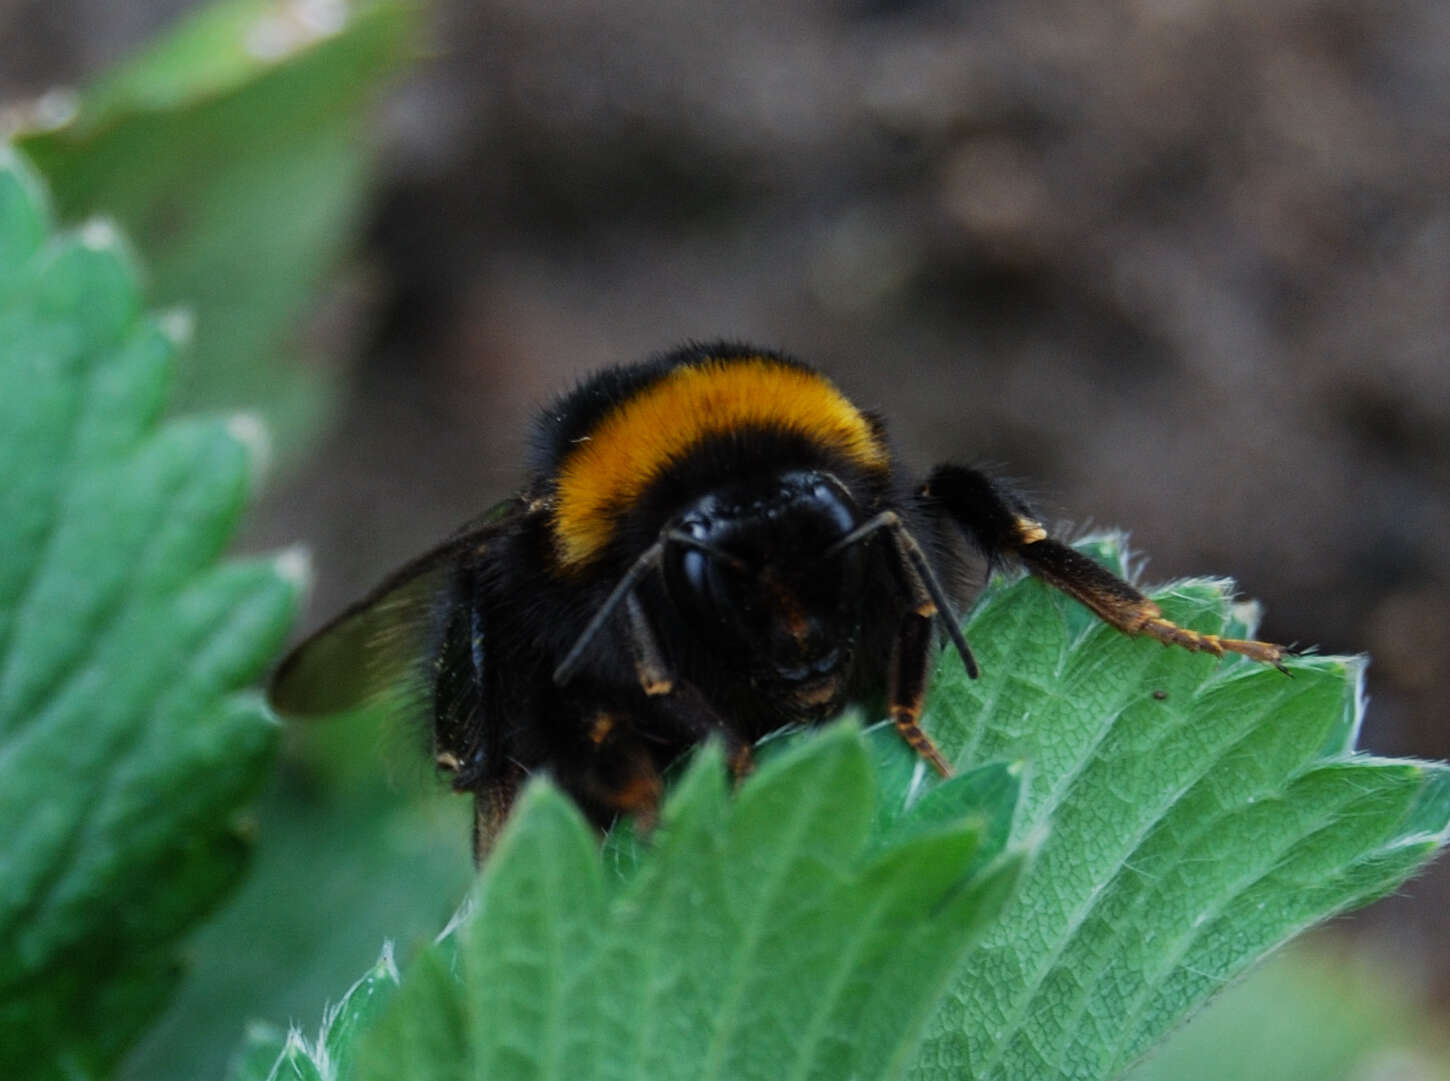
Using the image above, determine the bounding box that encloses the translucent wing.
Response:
[268,501,524,720]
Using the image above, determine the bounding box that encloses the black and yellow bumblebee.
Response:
[270,344,1288,859]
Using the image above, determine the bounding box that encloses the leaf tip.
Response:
[245,0,349,63]
[320,940,401,1033]
[378,939,401,982]
[157,304,197,349]
[1,86,79,138]
[280,1023,310,1057]
[1344,654,1370,746]
[273,545,314,595]
[1071,529,1137,577]
[1228,597,1264,637]
[77,216,127,254]
[436,896,474,945]
[1409,765,1450,839]
[228,411,273,484]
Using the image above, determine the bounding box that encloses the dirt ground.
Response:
[7,0,1449,1002]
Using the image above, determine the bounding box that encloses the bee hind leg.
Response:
[921,463,1289,670]
[1012,535,1289,668]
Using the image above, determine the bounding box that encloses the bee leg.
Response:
[827,510,958,775]
[1013,536,1289,667]
[922,464,1289,669]
[582,709,665,832]
[621,580,759,779]
[889,606,954,777]
[472,767,523,865]
[599,746,665,833]
[625,591,674,696]
[657,679,755,775]
[727,739,755,782]
[839,513,960,776]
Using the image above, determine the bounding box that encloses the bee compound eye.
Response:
[664,537,753,639]
[679,547,710,601]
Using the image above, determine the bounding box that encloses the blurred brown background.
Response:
[6,0,1447,1002]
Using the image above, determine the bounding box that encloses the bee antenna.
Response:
[553,539,666,686]
[827,511,980,680]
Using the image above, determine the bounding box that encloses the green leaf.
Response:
[913,535,1450,1081]
[0,148,300,1079]
[12,0,418,455]
[119,689,472,1081]
[1125,941,1450,1081]
[227,532,1446,1081]
[327,724,1025,1081]
[120,759,472,1081]
[221,944,403,1081]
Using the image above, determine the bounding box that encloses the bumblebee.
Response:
[270,344,1287,859]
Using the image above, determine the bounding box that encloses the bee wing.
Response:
[268,502,523,719]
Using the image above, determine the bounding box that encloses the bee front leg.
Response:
[623,590,755,778]
[888,606,954,777]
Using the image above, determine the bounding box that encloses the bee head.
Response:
[662,470,867,719]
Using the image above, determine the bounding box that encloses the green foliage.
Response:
[3,8,463,1075]
[0,148,300,1079]
[12,0,418,455]
[361,726,1026,1081]
[249,726,1025,1081]
[221,944,403,1081]
[914,538,1450,1081]
[119,749,472,1081]
[243,539,1450,1081]
[1126,941,1450,1081]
